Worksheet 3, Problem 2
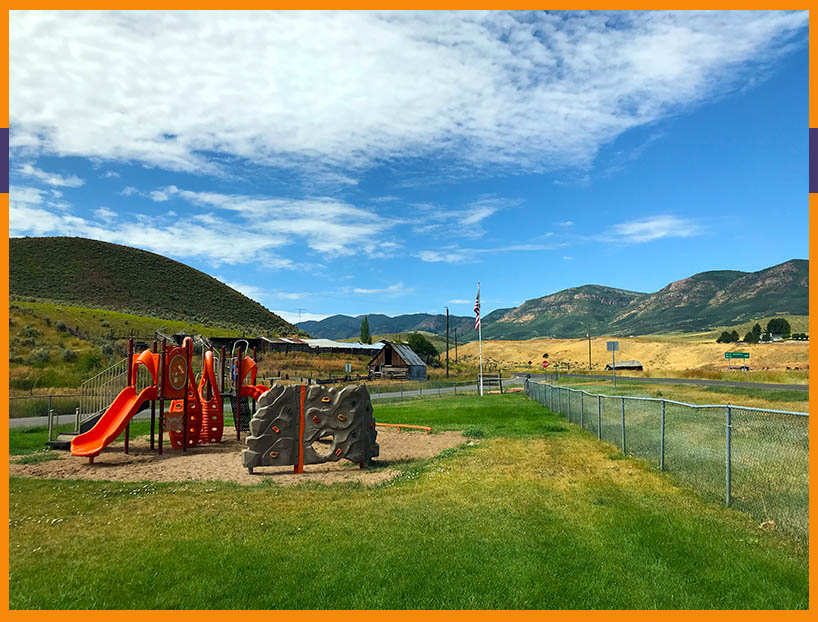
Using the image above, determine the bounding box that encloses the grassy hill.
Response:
[9,300,251,394]
[10,237,296,335]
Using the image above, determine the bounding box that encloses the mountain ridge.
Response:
[298,260,808,340]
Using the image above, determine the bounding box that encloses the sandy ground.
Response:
[10,428,465,487]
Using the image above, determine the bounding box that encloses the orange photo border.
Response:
[1,4,814,617]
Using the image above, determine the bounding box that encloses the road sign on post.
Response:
[724,352,749,359]
[607,341,619,386]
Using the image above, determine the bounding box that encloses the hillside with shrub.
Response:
[10,237,296,335]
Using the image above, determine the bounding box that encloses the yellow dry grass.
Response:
[450,336,808,373]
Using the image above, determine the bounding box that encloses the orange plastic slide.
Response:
[70,385,158,458]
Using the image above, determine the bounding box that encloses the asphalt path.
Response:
[513,372,808,392]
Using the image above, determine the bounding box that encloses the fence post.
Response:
[725,405,732,506]
[567,390,571,422]
[47,395,54,442]
[621,397,626,454]
[580,392,584,429]
[660,399,666,471]
[597,395,602,440]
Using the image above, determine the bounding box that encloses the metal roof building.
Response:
[368,340,427,380]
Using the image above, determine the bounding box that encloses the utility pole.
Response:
[454,327,458,362]
[587,329,592,371]
[445,307,449,378]
[297,308,305,323]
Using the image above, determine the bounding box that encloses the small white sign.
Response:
[607,341,619,351]
[344,363,352,373]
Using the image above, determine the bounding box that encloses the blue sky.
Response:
[9,10,809,324]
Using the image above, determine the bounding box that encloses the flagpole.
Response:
[478,282,483,397]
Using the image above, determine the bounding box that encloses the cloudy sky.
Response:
[9,10,808,323]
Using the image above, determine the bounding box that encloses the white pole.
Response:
[478,282,483,397]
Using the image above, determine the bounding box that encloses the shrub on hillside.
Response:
[55,320,67,332]
[20,325,39,338]
[28,348,51,365]
[62,349,78,362]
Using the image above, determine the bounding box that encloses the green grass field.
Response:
[9,394,808,609]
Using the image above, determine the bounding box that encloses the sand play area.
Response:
[11,427,466,487]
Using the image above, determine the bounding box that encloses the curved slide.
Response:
[71,385,158,458]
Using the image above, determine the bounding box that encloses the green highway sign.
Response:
[725,352,750,359]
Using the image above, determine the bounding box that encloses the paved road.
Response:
[513,372,808,392]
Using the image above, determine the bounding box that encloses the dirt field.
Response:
[10,428,466,486]
[450,336,809,373]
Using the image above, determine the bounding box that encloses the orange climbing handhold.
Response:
[337,414,347,422]
[334,448,343,457]
[312,415,321,424]
[321,396,331,403]
[271,425,280,434]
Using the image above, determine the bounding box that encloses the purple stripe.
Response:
[1,128,7,193]
[811,128,818,194]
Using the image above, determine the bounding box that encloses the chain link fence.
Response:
[526,379,808,539]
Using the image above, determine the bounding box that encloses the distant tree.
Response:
[716,331,733,343]
[766,318,791,337]
[406,333,438,363]
[743,331,758,344]
[730,330,739,342]
[752,323,762,338]
[360,316,371,344]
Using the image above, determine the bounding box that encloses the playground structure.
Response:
[243,383,379,474]
[69,336,270,462]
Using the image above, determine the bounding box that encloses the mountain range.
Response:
[297,260,808,340]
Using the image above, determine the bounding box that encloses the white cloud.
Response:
[94,207,117,222]
[10,185,296,267]
[15,163,84,187]
[350,282,410,296]
[103,170,120,178]
[9,11,807,176]
[417,242,561,263]
[413,197,518,239]
[603,215,704,243]
[559,221,574,227]
[448,299,471,304]
[120,186,139,196]
[152,186,396,256]
[10,182,396,267]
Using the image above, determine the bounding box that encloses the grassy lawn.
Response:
[9,394,808,609]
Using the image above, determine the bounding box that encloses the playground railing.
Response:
[78,357,128,424]
[525,379,809,540]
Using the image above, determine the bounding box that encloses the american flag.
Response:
[474,284,481,330]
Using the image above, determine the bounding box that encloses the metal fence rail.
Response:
[368,379,485,403]
[526,379,809,539]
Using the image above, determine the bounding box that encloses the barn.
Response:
[368,340,427,381]
[605,360,644,371]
